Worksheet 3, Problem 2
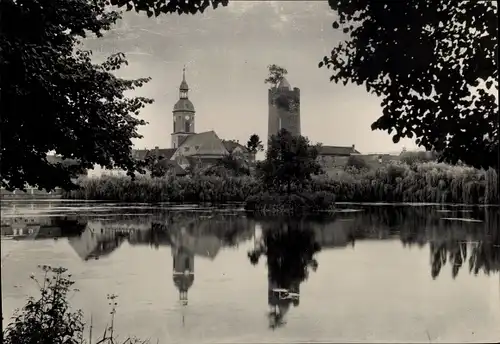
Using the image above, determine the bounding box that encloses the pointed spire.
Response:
[179,65,189,98]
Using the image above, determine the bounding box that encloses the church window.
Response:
[184,257,190,270]
[184,121,190,133]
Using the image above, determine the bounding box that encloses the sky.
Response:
[83,1,419,155]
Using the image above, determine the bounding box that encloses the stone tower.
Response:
[171,68,196,148]
[268,77,301,140]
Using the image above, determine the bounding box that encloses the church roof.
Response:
[278,77,292,90]
[221,140,249,154]
[180,67,189,91]
[180,79,189,91]
[132,148,176,160]
[158,159,188,176]
[173,98,195,113]
[178,131,229,157]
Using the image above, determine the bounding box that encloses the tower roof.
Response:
[277,77,292,90]
[173,98,195,112]
[173,274,194,292]
[180,67,189,91]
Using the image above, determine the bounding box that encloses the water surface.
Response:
[1,200,499,343]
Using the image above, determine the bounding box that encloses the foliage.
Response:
[320,1,498,170]
[317,161,498,205]
[63,175,261,203]
[0,0,155,192]
[264,64,288,88]
[112,0,228,17]
[63,161,499,205]
[247,219,321,329]
[345,155,368,170]
[3,265,85,344]
[257,129,322,194]
[246,134,264,156]
[0,0,230,192]
[142,154,168,178]
[2,265,148,344]
[399,151,436,166]
[244,191,335,215]
[208,153,250,177]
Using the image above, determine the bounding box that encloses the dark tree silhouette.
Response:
[248,219,321,329]
[320,1,498,170]
[246,134,264,156]
[0,0,228,192]
[264,64,288,88]
[112,0,228,17]
[257,129,322,193]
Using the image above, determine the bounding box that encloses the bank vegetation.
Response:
[63,161,498,205]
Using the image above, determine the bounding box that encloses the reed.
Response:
[62,162,499,205]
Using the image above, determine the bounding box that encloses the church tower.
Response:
[172,245,194,306]
[268,77,301,140]
[171,68,196,148]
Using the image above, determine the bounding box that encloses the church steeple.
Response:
[179,66,189,99]
[172,67,196,148]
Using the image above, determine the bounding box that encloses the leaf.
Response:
[318,61,324,68]
[321,0,498,169]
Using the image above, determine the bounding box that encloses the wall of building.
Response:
[268,87,301,138]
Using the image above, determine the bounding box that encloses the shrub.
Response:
[64,162,498,205]
[345,155,368,170]
[2,265,147,344]
[63,175,261,203]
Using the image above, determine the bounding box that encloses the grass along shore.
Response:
[62,162,499,205]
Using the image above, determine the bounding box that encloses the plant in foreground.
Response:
[2,265,149,344]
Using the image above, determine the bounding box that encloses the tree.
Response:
[212,152,250,176]
[257,129,322,193]
[111,0,228,17]
[246,134,264,156]
[143,154,168,178]
[0,0,228,192]
[320,1,498,170]
[264,64,288,88]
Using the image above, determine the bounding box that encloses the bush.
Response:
[63,175,261,203]
[345,155,368,170]
[64,162,499,205]
[244,191,335,215]
[2,265,147,344]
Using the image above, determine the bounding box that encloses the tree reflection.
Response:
[429,209,499,279]
[248,219,321,329]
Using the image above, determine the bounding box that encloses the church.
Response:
[132,69,253,174]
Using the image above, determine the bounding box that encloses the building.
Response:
[268,77,301,139]
[132,69,252,175]
[316,144,361,168]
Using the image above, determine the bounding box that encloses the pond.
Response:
[1,200,499,343]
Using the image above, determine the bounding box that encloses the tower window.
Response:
[184,121,190,133]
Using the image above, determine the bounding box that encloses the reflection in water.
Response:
[1,202,499,339]
[248,219,321,329]
[1,205,498,283]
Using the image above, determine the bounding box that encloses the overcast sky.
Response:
[84,1,418,154]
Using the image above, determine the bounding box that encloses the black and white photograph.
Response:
[0,0,499,343]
